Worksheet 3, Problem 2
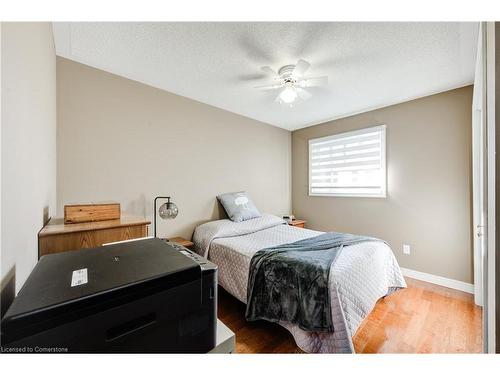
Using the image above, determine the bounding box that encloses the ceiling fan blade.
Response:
[296,88,312,101]
[299,76,329,87]
[261,66,278,76]
[292,59,311,77]
[254,83,283,90]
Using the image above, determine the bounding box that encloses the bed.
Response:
[193,214,406,353]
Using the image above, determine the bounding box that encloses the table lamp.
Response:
[153,196,178,237]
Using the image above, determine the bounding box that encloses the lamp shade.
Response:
[159,199,178,219]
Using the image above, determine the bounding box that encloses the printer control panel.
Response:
[164,240,217,272]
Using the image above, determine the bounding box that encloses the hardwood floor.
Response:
[217,277,483,353]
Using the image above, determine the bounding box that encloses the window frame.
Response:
[308,124,387,198]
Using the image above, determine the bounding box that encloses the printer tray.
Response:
[5,277,213,353]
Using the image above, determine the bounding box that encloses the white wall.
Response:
[1,23,57,294]
[0,22,3,295]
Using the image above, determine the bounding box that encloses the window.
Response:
[308,125,386,198]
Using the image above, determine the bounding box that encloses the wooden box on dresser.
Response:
[38,215,151,257]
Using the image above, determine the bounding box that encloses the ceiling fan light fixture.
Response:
[279,86,298,104]
[255,59,327,106]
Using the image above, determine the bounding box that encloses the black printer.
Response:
[1,238,217,353]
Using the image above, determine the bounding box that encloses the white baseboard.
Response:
[400,267,474,294]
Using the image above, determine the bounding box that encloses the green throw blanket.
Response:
[245,232,382,332]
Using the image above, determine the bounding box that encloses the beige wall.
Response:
[56,57,291,239]
[292,86,473,283]
[56,57,472,283]
[1,23,57,294]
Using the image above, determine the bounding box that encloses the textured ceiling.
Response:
[53,22,478,130]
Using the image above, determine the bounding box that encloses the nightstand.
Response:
[288,219,306,228]
[168,236,194,249]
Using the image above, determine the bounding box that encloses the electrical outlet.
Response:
[403,244,411,255]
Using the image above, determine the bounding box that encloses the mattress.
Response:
[193,214,406,353]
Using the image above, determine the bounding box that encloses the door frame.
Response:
[472,23,486,307]
[484,21,496,354]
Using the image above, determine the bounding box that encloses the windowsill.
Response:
[308,193,387,198]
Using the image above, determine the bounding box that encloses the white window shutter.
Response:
[308,125,387,197]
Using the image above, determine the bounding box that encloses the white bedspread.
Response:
[193,214,406,353]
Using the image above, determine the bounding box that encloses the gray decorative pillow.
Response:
[217,191,261,222]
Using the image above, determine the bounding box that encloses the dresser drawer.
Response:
[38,216,150,257]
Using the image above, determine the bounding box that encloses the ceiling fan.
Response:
[254,59,328,106]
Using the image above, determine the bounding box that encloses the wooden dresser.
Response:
[38,215,150,257]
